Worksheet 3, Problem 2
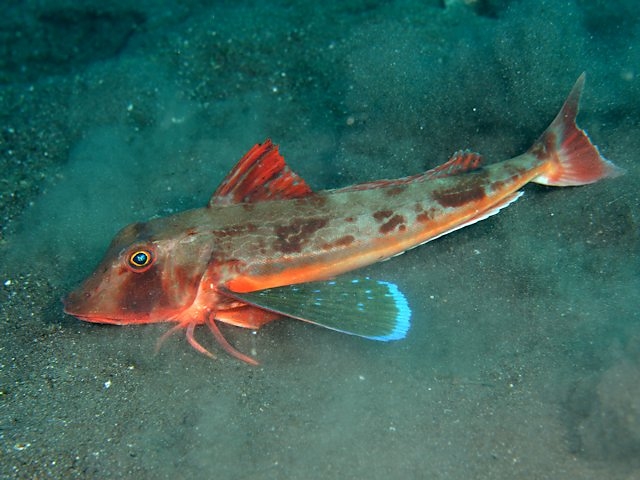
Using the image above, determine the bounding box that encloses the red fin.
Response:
[334,151,484,194]
[425,150,484,179]
[530,73,624,186]
[209,139,313,206]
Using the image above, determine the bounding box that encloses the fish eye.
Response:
[127,249,154,271]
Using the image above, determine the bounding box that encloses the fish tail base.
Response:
[530,73,624,187]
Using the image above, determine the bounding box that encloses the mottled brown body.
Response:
[212,154,545,293]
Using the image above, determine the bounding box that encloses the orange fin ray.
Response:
[155,321,217,359]
[209,139,313,206]
[205,314,259,366]
[185,322,217,359]
[156,317,258,365]
[155,322,186,355]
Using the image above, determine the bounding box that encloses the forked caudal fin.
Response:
[529,73,624,186]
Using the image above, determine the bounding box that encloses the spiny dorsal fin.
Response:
[209,139,313,206]
[425,150,484,179]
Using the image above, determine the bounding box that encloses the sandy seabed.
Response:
[1,1,639,478]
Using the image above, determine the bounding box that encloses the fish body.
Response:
[63,74,622,364]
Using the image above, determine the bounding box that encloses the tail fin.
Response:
[530,73,624,186]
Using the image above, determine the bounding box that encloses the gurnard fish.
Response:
[63,74,622,364]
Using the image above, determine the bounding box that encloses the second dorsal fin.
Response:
[425,150,484,179]
[209,139,313,206]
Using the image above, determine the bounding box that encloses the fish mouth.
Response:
[61,293,169,325]
[62,301,124,324]
[61,292,125,325]
[65,311,125,325]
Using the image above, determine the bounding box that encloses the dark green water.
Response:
[1,1,638,478]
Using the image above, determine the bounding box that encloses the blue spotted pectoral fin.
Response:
[223,277,411,341]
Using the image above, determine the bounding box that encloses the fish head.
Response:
[63,216,214,325]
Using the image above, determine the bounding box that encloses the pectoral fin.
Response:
[222,277,411,341]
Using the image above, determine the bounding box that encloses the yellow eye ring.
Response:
[128,249,153,270]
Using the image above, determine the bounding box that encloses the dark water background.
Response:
[1,1,638,478]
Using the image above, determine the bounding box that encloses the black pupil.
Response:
[132,252,148,266]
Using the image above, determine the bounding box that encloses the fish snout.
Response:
[62,286,93,317]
